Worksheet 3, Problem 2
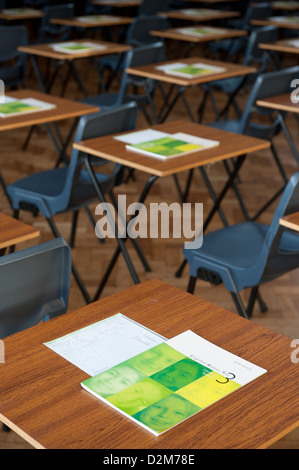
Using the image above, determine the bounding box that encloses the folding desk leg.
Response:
[91,172,158,301]
[0,171,11,205]
[277,112,299,166]
[30,54,47,93]
[159,86,190,123]
[69,61,88,97]
[84,157,144,299]
[53,118,79,167]
[108,190,151,272]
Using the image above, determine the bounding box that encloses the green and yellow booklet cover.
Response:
[81,330,266,436]
[51,41,107,54]
[114,129,219,160]
[157,61,225,79]
[271,15,299,22]
[0,97,55,118]
[77,15,120,22]
[176,27,226,37]
[181,8,220,16]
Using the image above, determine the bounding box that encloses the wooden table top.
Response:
[151,26,247,43]
[50,15,133,28]
[73,120,270,177]
[280,211,299,231]
[0,8,43,20]
[161,8,240,22]
[126,56,256,87]
[271,1,299,10]
[259,38,299,54]
[251,16,299,29]
[0,90,98,132]
[0,278,298,449]
[0,212,40,249]
[18,39,131,61]
[256,93,299,114]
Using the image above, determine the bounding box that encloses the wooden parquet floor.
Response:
[0,38,299,449]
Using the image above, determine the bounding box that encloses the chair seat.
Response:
[81,92,149,109]
[7,167,116,218]
[205,76,244,94]
[184,222,299,292]
[208,119,241,133]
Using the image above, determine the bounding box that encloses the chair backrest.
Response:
[62,102,139,208]
[256,172,299,282]
[241,2,272,27]
[117,41,166,99]
[243,26,278,66]
[39,3,75,43]
[240,65,299,138]
[0,237,71,339]
[0,26,28,87]
[126,15,169,46]
[138,0,169,16]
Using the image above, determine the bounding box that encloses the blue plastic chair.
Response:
[6,103,139,304]
[0,237,71,339]
[207,66,299,219]
[82,42,166,125]
[227,2,273,31]
[98,16,168,86]
[138,0,169,16]
[200,26,278,122]
[0,25,28,89]
[39,3,75,43]
[183,172,299,319]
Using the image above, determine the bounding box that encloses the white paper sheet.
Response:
[44,313,166,376]
[167,330,267,385]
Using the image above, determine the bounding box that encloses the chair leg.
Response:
[230,292,249,319]
[46,217,91,304]
[187,276,197,294]
[270,141,288,184]
[69,210,79,248]
[8,210,19,254]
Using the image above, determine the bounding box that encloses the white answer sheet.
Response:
[44,313,166,376]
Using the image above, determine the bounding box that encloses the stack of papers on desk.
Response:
[81,329,267,436]
[175,26,226,37]
[156,61,226,79]
[181,8,220,15]
[2,8,39,15]
[44,313,267,436]
[77,15,121,22]
[114,129,219,159]
[51,41,107,54]
[288,38,299,47]
[270,15,299,22]
[0,96,55,118]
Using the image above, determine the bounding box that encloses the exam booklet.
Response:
[270,15,299,23]
[156,61,225,79]
[0,96,56,118]
[288,39,299,47]
[180,8,220,16]
[2,8,39,15]
[175,26,226,37]
[114,129,219,160]
[77,15,121,22]
[81,330,267,436]
[51,41,107,54]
